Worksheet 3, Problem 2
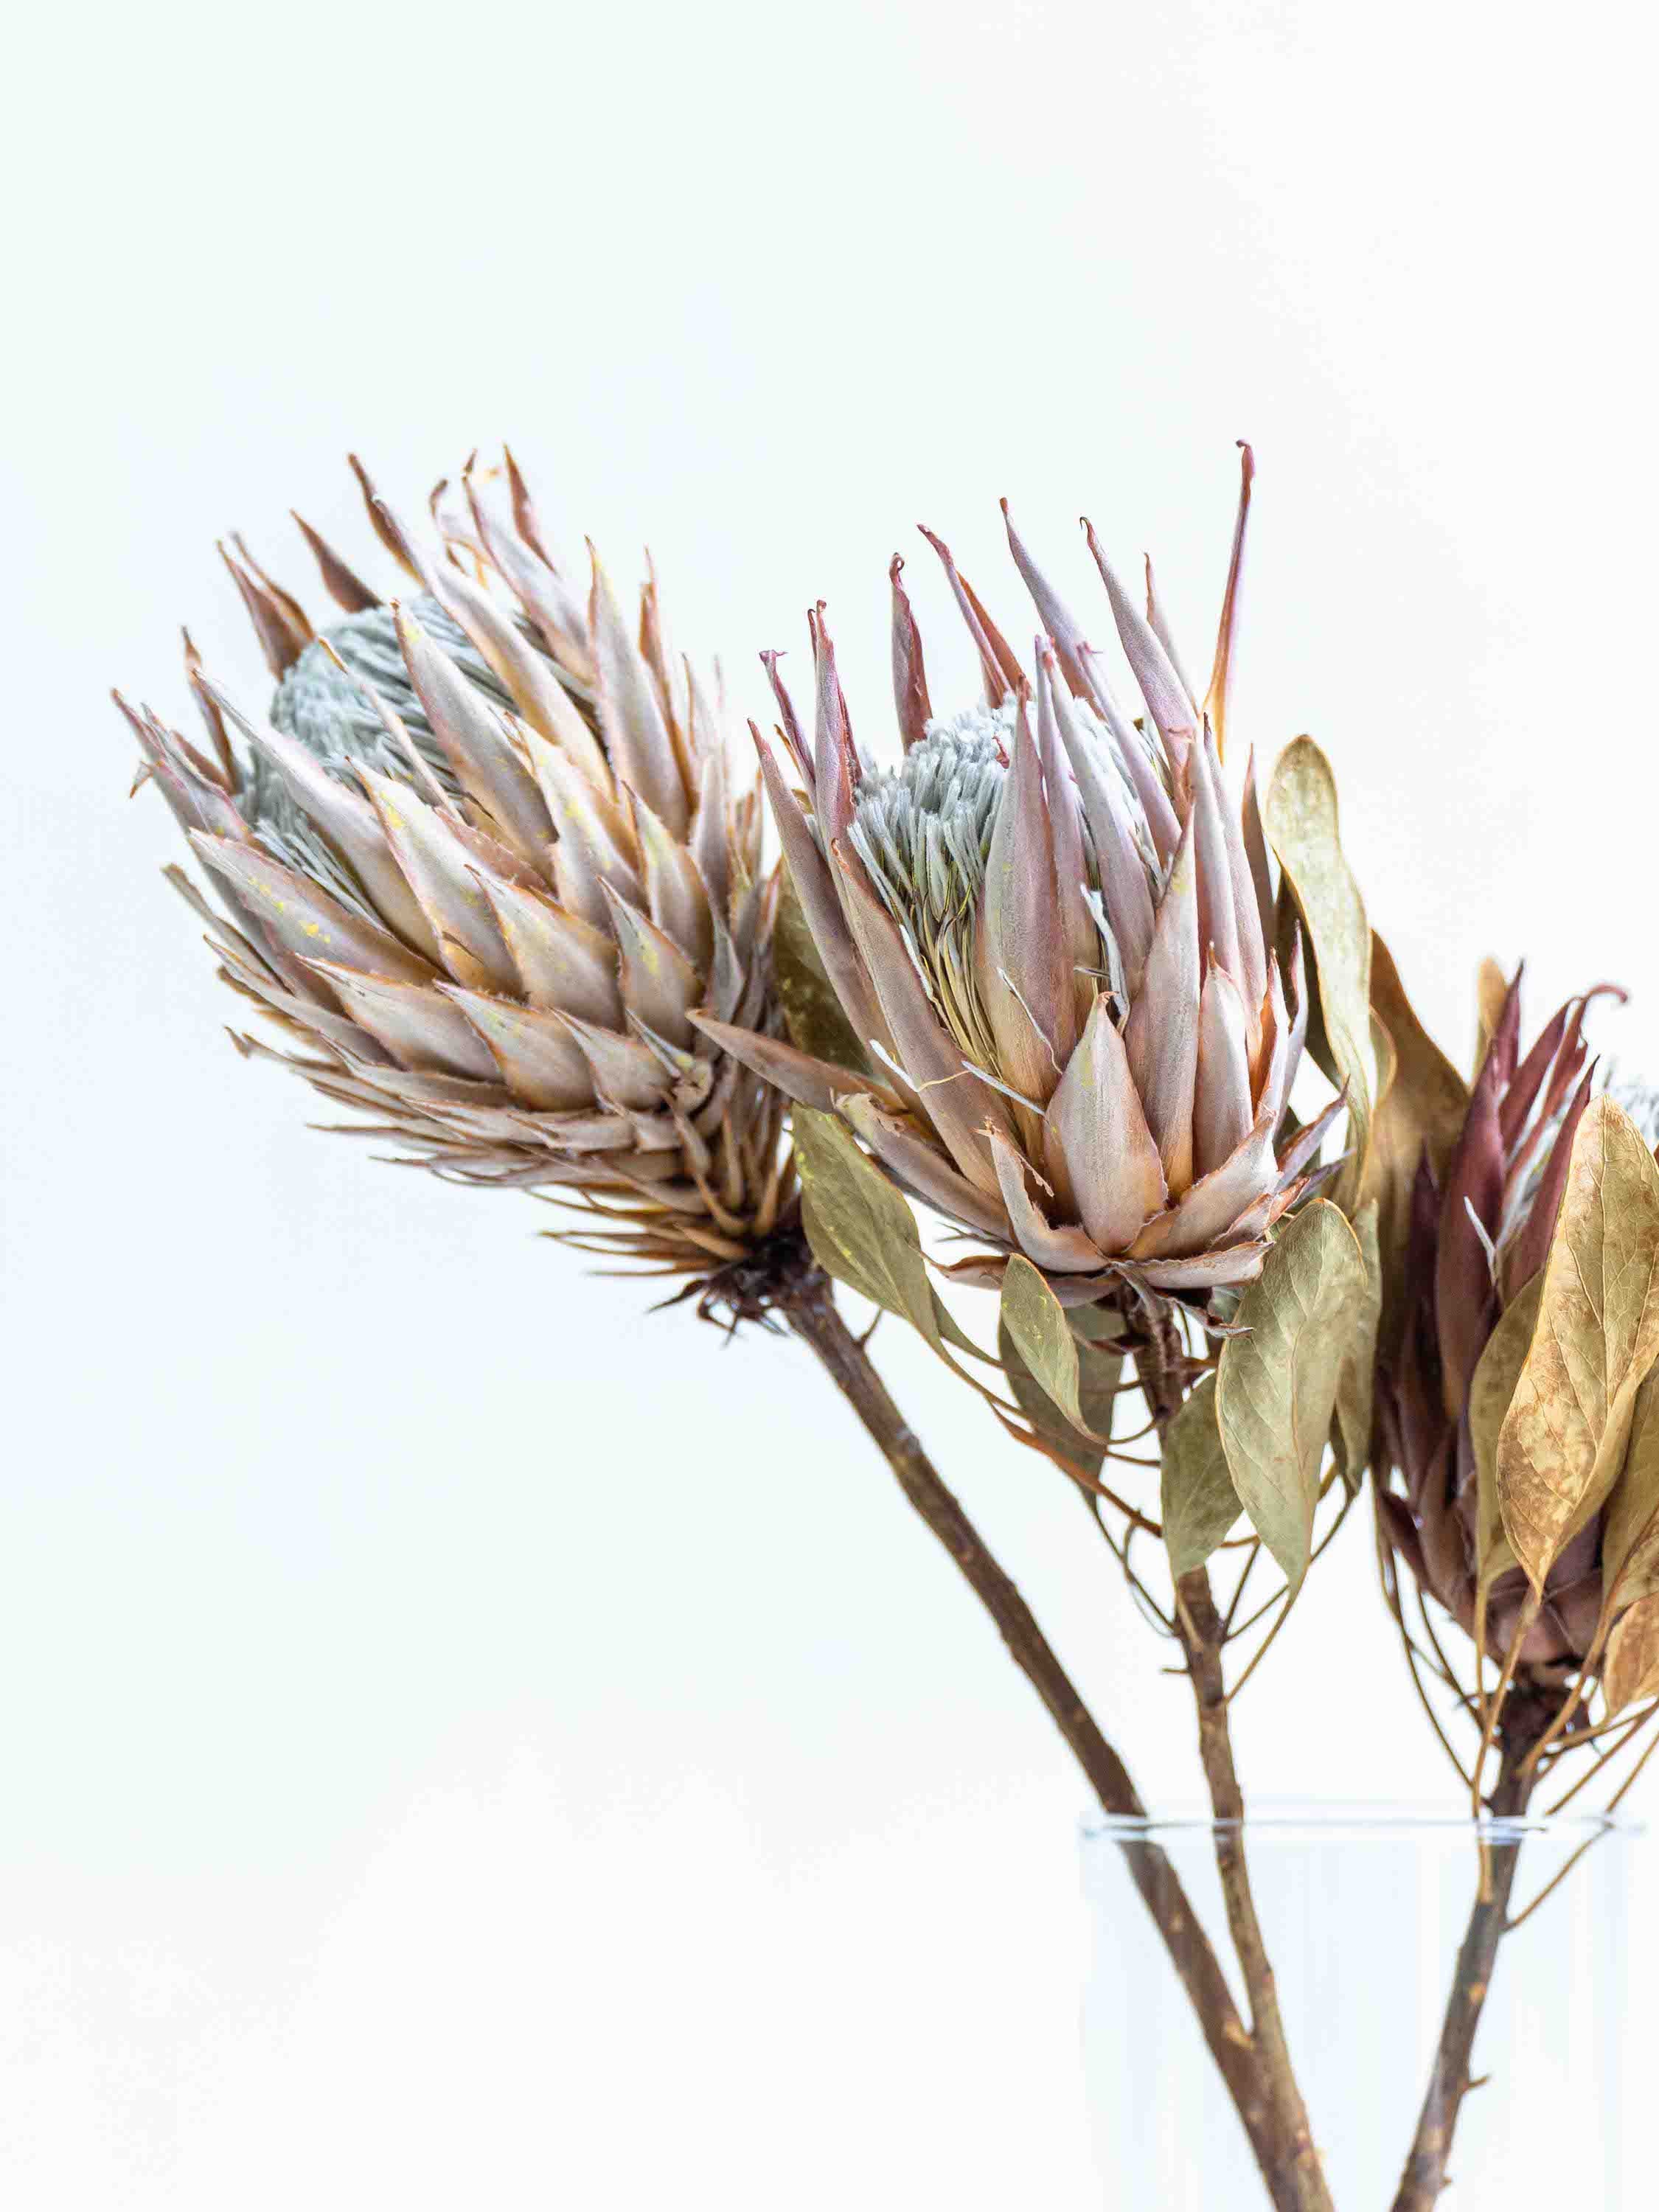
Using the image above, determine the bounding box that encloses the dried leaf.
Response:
[1162,1375,1242,1577]
[774,864,869,1077]
[1264,740,1373,1209]
[1073,1304,1127,1348]
[999,1312,1124,1482]
[1473,955,1509,1081]
[1001,1256,1088,1433]
[793,1107,968,1362]
[1603,1591,1659,1717]
[1331,1199,1382,1489]
[1469,1274,1543,1587]
[1216,1199,1367,1590]
[1497,1099,1659,1591]
[1363,933,1472,1376]
[1599,1365,1659,1618]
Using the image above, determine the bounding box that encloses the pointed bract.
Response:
[748,456,1309,1315]
[127,453,791,1275]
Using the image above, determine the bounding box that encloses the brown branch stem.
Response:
[1176,1568,1336,2212]
[779,1270,1307,2211]
[1388,1719,1543,2212]
[1135,1307,1332,2212]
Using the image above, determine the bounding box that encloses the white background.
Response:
[4,1,1657,2203]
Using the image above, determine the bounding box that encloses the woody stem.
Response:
[778,1265,1309,2211]
[1138,1309,1335,2212]
[1388,1719,1543,2212]
[1174,1568,1337,2212]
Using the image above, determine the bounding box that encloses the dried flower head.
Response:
[119,454,790,1277]
[1375,970,1636,1684]
[703,451,1337,1310]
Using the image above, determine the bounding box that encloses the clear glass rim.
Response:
[1081,1798,1642,1845]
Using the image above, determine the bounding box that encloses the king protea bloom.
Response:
[701,453,1337,1305]
[1375,973,1622,1677]
[118,453,789,1275]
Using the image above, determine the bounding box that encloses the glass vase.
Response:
[1080,1806,1635,2209]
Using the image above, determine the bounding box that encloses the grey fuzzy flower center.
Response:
[243,597,515,909]
[847,704,1013,1064]
[268,597,510,801]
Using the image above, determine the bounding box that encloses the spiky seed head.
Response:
[122,455,792,1278]
[708,448,1329,1312]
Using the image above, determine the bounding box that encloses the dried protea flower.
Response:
[118,454,790,1277]
[1375,970,1632,1683]
[702,452,1337,1309]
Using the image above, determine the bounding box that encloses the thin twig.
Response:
[1414,1583,1478,1700]
[1222,1589,1298,1705]
[1543,1703,1659,1808]
[1082,1497,1177,1638]
[1399,1625,1477,1791]
[1221,1537,1265,1637]
[1519,1618,1613,1777]
[1509,1719,1659,1931]
[1222,1495,1355,1654]
[1119,1523,1178,1635]
[1227,1578,1294,1644]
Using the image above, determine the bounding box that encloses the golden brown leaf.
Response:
[1468,1273,1542,1585]
[1473,955,1509,1080]
[1362,933,1471,1381]
[1497,1100,1659,1591]
[1599,1365,1659,1621]
[1603,1591,1659,1717]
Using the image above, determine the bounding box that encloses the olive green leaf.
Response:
[1363,934,1471,1377]
[1497,1099,1659,1592]
[1597,1365,1659,1623]
[794,1107,972,1360]
[1603,1591,1659,1718]
[1162,1375,1242,1578]
[1265,739,1373,1211]
[999,1308,1124,1482]
[1331,1199,1382,1489]
[1468,1273,1542,1587]
[1001,1255,1088,1433]
[1072,1302,1127,1349]
[1216,1198,1368,1591]
[773,865,870,1075]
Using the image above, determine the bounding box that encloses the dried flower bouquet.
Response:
[116,448,1659,2209]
